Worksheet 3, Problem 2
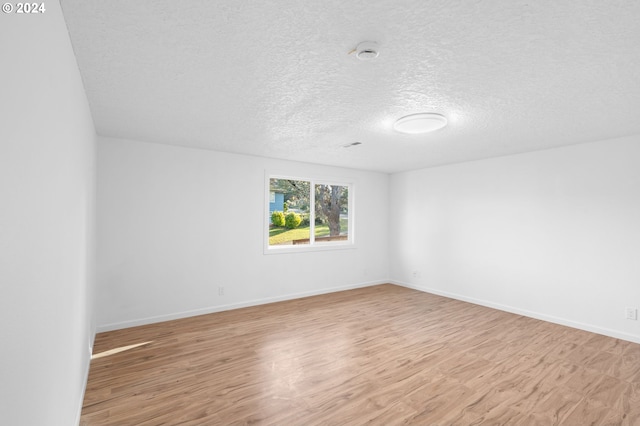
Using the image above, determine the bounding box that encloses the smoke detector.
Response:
[354,41,379,60]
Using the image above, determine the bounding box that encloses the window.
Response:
[266,175,353,252]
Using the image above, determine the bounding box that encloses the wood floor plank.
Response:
[81,284,640,425]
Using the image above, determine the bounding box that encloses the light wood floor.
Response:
[81,284,640,425]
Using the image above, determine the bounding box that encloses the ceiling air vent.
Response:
[342,142,363,148]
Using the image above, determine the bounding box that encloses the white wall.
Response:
[390,136,640,343]
[97,137,389,330]
[0,2,96,425]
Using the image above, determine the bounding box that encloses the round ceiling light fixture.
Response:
[393,113,448,134]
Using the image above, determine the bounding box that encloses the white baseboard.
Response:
[96,280,388,332]
[392,280,640,345]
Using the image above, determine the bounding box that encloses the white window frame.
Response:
[264,173,355,254]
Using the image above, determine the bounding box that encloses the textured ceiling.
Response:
[61,0,640,173]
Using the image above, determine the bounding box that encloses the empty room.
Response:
[2,0,640,425]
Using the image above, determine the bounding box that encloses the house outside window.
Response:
[269,191,285,223]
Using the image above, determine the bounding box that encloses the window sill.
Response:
[264,242,357,255]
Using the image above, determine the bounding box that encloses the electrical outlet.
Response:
[625,307,637,320]
[218,286,225,296]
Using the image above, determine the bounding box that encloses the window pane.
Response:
[268,178,310,246]
[314,184,348,243]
